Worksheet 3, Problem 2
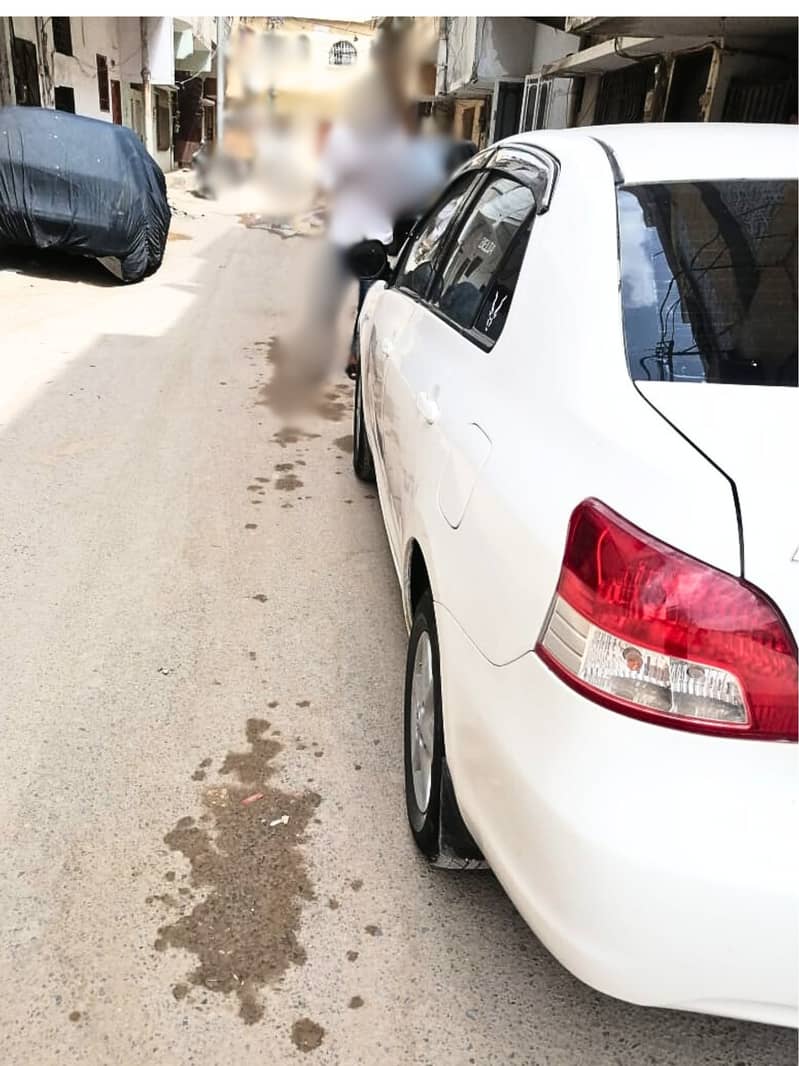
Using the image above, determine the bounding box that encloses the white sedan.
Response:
[352,123,798,1028]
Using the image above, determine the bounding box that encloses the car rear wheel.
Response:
[404,590,484,869]
[352,370,375,483]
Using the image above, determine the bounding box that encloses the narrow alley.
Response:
[0,180,794,1066]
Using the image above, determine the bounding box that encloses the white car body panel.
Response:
[437,421,491,529]
[358,124,798,1026]
[436,602,797,1028]
[638,382,799,639]
[360,283,418,561]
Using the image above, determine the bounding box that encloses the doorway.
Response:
[12,36,40,106]
[128,88,144,142]
[666,51,713,121]
[111,80,122,124]
[490,79,524,143]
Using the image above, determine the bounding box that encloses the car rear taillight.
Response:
[537,499,798,741]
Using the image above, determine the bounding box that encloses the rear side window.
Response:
[618,180,798,385]
[431,176,535,334]
[394,173,476,298]
[473,216,532,341]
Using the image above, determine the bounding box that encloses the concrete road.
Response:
[0,184,795,1066]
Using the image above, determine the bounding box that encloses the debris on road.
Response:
[241,792,265,806]
[269,815,289,827]
[169,200,204,219]
[204,787,229,807]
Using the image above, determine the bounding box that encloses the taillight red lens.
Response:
[537,499,798,740]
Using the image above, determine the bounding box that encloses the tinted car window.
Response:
[394,173,477,298]
[474,216,532,342]
[431,177,535,333]
[618,181,798,385]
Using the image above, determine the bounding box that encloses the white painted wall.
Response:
[475,18,537,84]
[9,17,177,170]
[50,17,122,121]
[9,17,38,42]
[51,18,177,169]
[118,18,143,82]
[438,18,561,95]
[530,24,581,74]
[118,17,174,87]
[227,22,374,100]
[146,17,175,87]
[439,17,478,94]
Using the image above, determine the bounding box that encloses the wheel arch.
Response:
[406,539,430,623]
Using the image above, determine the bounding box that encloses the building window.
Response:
[54,86,76,112]
[52,17,72,57]
[594,63,654,125]
[722,75,798,123]
[329,40,357,66]
[11,37,41,106]
[96,53,110,111]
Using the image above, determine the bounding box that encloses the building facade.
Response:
[433,16,797,145]
[0,16,224,172]
[434,18,580,146]
[547,17,797,127]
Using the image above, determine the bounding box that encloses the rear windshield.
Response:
[618,180,797,386]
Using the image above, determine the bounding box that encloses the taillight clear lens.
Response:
[536,499,798,741]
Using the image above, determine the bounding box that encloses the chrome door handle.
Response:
[381,339,394,357]
[416,392,440,425]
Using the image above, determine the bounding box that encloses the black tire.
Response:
[404,590,484,869]
[352,369,375,483]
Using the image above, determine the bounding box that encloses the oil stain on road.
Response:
[153,718,321,1025]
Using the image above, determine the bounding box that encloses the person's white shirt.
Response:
[319,121,447,249]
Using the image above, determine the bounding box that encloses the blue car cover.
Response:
[0,106,170,282]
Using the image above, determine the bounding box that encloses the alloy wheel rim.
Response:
[410,630,435,813]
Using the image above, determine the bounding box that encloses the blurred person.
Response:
[269,19,470,410]
[316,18,446,377]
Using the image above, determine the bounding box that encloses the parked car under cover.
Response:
[0,106,170,282]
[352,123,798,1027]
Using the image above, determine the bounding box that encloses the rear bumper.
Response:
[436,603,799,1027]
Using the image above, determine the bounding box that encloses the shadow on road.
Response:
[0,247,121,286]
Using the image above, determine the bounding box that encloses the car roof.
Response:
[505,123,799,185]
